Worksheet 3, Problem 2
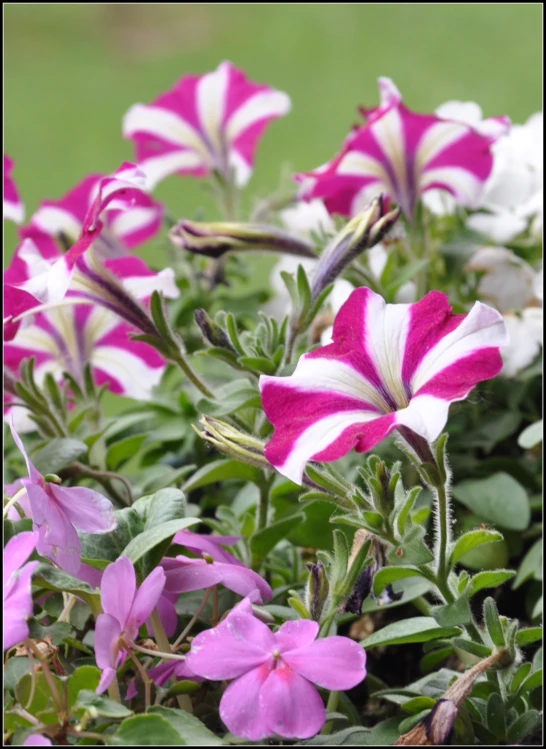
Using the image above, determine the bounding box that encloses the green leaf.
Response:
[144,488,186,528]
[419,646,454,673]
[360,617,461,648]
[486,692,506,739]
[66,668,101,709]
[4,656,30,692]
[449,529,503,566]
[388,526,434,565]
[452,637,492,658]
[395,487,421,537]
[250,513,305,568]
[372,567,426,597]
[451,473,530,531]
[106,434,148,470]
[469,569,516,595]
[15,672,60,715]
[32,438,88,474]
[108,713,183,744]
[361,578,433,614]
[237,355,277,375]
[147,706,224,745]
[33,564,100,611]
[431,595,471,627]
[27,620,72,646]
[512,539,542,589]
[510,662,532,693]
[75,689,132,719]
[515,626,542,647]
[483,597,505,647]
[122,517,200,566]
[517,420,542,449]
[196,380,260,417]
[182,458,262,493]
[400,696,437,714]
[506,710,541,743]
[520,669,542,693]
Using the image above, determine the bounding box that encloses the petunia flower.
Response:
[186,597,367,740]
[4,155,24,223]
[8,419,116,575]
[465,247,542,377]
[260,287,508,484]
[161,554,272,604]
[95,556,166,694]
[123,61,291,189]
[298,78,509,219]
[15,162,152,306]
[22,171,164,259]
[173,528,244,566]
[4,530,39,650]
[4,242,178,421]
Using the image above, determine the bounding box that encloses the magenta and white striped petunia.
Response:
[298,78,510,219]
[123,61,291,189]
[22,172,163,258]
[5,244,178,405]
[260,287,509,484]
[4,155,24,224]
[15,162,153,305]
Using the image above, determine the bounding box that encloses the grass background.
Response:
[4,3,542,261]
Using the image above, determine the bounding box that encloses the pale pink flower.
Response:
[4,531,39,650]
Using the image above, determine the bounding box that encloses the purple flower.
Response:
[4,155,24,224]
[148,658,205,688]
[123,61,290,189]
[186,598,367,740]
[9,420,116,574]
[260,287,508,484]
[298,78,509,219]
[173,529,244,566]
[161,555,272,604]
[4,530,39,650]
[95,556,166,694]
[22,171,163,259]
[23,735,52,746]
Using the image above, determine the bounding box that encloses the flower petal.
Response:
[219,665,272,741]
[49,485,116,534]
[274,619,319,652]
[94,613,122,671]
[100,557,136,625]
[282,636,367,690]
[260,663,325,739]
[129,567,166,632]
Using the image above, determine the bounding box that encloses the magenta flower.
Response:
[260,287,508,484]
[298,78,509,219]
[161,555,272,604]
[186,598,366,740]
[4,155,24,224]
[15,163,152,305]
[95,556,166,694]
[22,171,163,258]
[9,420,116,574]
[123,61,291,189]
[23,735,52,746]
[173,529,244,566]
[4,530,39,650]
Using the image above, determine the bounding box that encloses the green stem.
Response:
[149,610,192,713]
[435,482,449,586]
[321,691,340,735]
[258,481,270,531]
[170,353,215,399]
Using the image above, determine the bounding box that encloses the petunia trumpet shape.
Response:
[22,171,163,258]
[260,287,509,484]
[161,554,272,604]
[4,530,39,650]
[186,598,367,740]
[123,61,291,189]
[9,420,116,574]
[298,78,509,219]
[4,155,24,223]
[95,556,166,694]
[16,163,152,305]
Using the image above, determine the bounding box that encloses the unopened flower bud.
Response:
[305,562,329,621]
[310,195,400,301]
[196,415,270,470]
[169,220,317,259]
[342,529,402,614]
[194,309,235,352]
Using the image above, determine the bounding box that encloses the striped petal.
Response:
[3,155,24,224]
[123,61,290,187]
[260,286,508,484]
[298,77,508,218]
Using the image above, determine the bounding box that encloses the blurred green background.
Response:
[4,3,542,259]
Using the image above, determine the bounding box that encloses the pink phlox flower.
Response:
[260,287,509,484]
[8,418,116,575]
[186,598,367,740]
[4,155,24,224]
[123,61,291,189]
[95,556,166,694]
[148,658,205,689]
[298,77,510,219]
[161,553,272,604]
[22,171,163,259]
[173,528,244,566]
[4,530,39,650]
[15,163,152,305]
